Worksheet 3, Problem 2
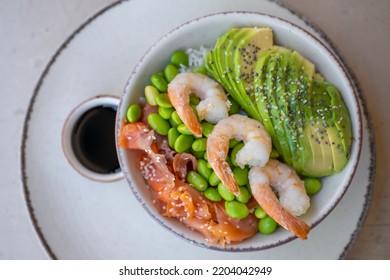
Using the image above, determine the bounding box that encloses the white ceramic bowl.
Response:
[116,12,362,251]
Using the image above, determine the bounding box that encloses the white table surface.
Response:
[1,0,389,259]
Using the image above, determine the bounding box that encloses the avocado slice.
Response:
[253,46,352,177]
[284,50,306,170]
[205,29,234,86]
[206,27,273,121]
[327,84,352,156]
[318,82,351,173]
[222,28,259,117]
[298,79,351,176]
[253,47,293,162]
[206,27,353,177]
[213,28,239,92]
[305,80,334,175]
[207,28,254,116]
[233,27,273,100]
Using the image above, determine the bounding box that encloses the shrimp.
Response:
[168,72,230,137]
[206,114,272,196]
[248,159,311,240]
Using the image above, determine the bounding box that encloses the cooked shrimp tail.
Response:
[207,114,272,196]
[168,72,230,137]
[169,82,202,137]
[252,181,310,240]
[249,160,311,240]
[212,151,240,196]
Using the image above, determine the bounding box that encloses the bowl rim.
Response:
[116,11,363,252]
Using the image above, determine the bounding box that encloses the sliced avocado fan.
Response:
[205,27,352,177]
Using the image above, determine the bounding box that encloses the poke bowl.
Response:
[116,12,362,251]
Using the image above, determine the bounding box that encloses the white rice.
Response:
[179,46,212,72]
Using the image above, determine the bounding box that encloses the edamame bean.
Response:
[200,122,214,137]
[164,64,179,83]
[151,73,168,92]
[186,171,208,192]
[303,177,322,195]
[258,216,277,234]
[177,123,193,135]
[158,106,174,119]
[197,159,212,181]
[246,183,252,194]
[191,150,205,159]
[233,166,249,186]
[230,142,244,167]
[191,66,207,75]
[228,97,240,115]
[190,104,199,120]
[204,187,222,202]
[147,113,170,136]
[254,206,267,219]
[192,138,207,152]
[235,186,251,204]
[189,95,200,106]
[174,134,194,153]
[225,156,233,168]
[229,139,241,149]
[126,104,142,123]
[218,182,235,201]
[209,171,221,187]
[167,127,180,149]
[170,111,183,127]
[144,85,159,106]
[155,93,172,108]
[270,148,280,159]
[225,201,249,219]
[170,50,189,67]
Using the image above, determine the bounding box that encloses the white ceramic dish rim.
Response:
[116,11,363,251]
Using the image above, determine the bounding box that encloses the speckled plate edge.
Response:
[20,0,375,260]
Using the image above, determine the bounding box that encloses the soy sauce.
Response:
[71,105,120,174]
